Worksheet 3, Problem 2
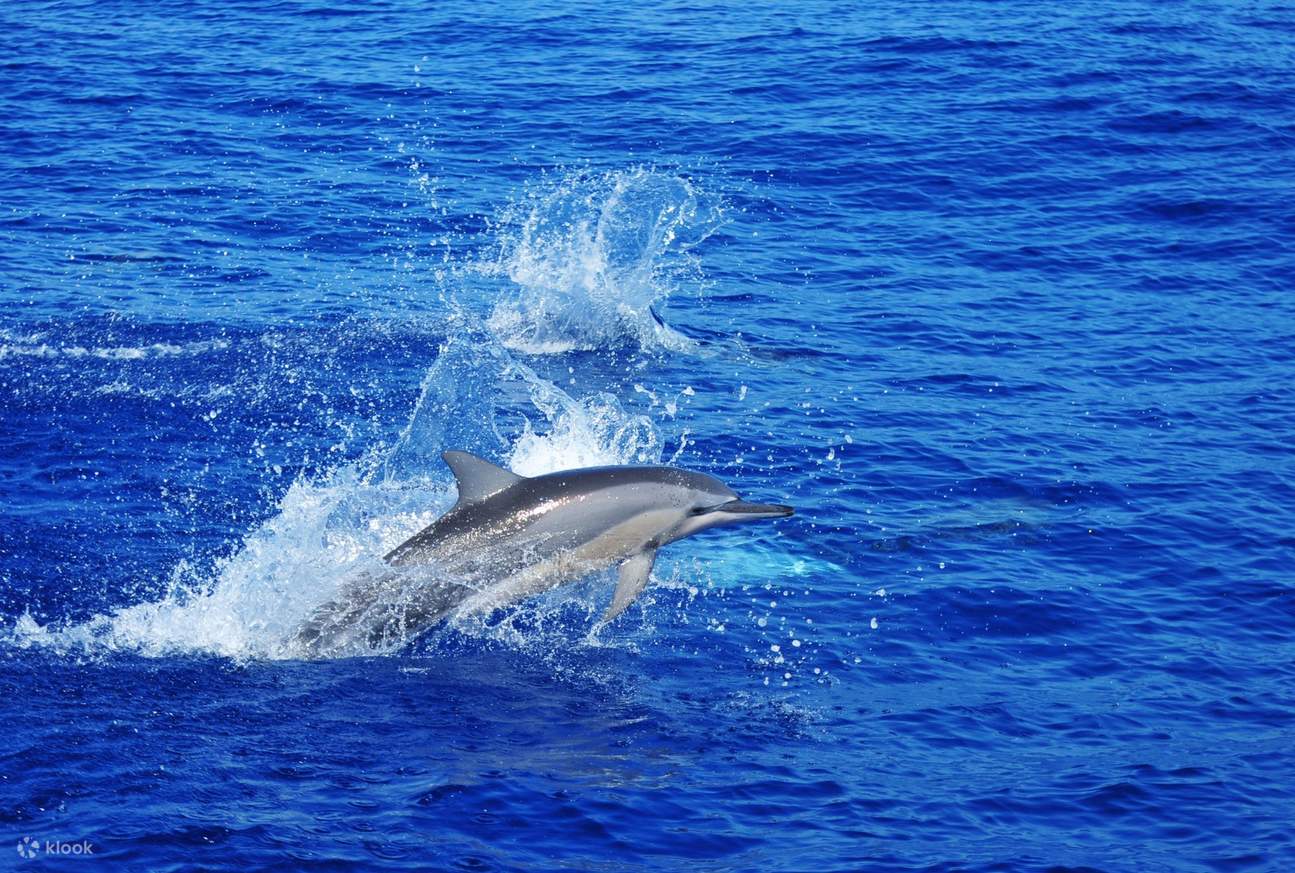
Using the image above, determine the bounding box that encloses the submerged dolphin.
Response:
[292,451,793,656]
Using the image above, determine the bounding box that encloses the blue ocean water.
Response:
[2,0,1294,869]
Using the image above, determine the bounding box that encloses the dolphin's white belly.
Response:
[455,508,678,617]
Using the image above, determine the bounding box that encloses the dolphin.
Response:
[291,450,793,657]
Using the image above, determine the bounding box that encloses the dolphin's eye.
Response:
[688,506,708,516]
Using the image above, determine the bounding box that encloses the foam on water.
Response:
[481,167,723,355]
[7,461,437,659]
[0,339,230,360]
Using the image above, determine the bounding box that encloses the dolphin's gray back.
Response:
[385,465,734,568]
[293,460,741,657]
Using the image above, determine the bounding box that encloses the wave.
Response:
[0,339,230,360]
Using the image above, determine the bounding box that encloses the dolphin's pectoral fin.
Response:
[442,450,523,504]
[603,548,657,623]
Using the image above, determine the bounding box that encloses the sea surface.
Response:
[2,1,1294,870]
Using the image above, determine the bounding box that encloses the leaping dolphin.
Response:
[291,450,793,657]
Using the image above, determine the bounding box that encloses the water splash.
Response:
[384,321,662,482]
[2,167,731,661]
[482,167,724,354]
[5,329,664,660]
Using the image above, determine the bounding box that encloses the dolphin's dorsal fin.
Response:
[442,450,522,504]
[603,548,657,623]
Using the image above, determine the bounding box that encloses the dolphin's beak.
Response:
[711,500,794,519]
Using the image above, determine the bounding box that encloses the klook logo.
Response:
[16,836,95,859]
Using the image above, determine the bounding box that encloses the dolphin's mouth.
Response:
[711,500,794,518]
